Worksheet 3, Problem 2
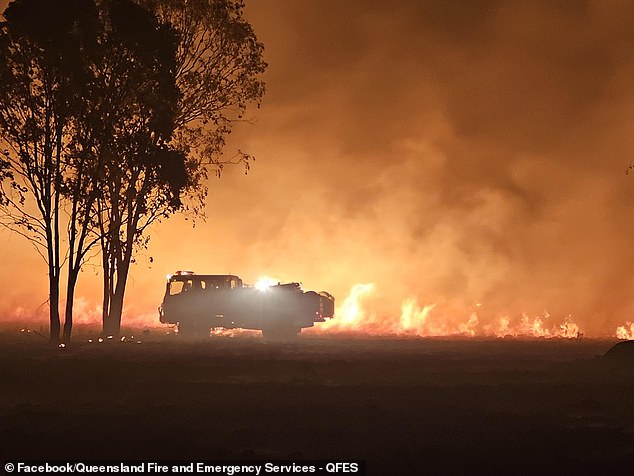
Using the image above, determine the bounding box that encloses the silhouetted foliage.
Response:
[0,0,265,340]
[149,0,267,166]
[93,0,191,336]
[98,0,266,336]
[0,0,101,343]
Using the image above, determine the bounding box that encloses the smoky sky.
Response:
[1,0,633,334]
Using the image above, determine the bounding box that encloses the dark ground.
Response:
[1,326,634,475]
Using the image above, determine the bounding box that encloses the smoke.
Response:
[1,0,633,335]
[198,0,634,335]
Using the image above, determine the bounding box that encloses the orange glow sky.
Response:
[1,0,633,335]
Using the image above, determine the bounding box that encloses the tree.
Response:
[98,0,266,336]
[0,0,100,343]
[89,0,191,336]
[0,0,266,341]
[58,0,190,341]
[148,0,267,163]
[0,0,189,342]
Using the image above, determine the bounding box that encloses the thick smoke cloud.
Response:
[1,0,632,334]
[206,0,634,334]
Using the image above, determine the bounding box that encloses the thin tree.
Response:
[0,0,99,343]
[54,0,185,340]
[60,105,106,342]
[81,0,193,336]
[99,0,266,335]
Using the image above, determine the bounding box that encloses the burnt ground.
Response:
[1,326,634,475]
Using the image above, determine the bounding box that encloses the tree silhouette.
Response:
[0,0,266,340]
[92,0,190,336]
[0,0,100,343]
[99,0,266,336]
[148,0,267,165]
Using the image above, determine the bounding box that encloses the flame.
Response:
[484,314,580,338]
[458,313,480,337]
[519,313,549,337]
[318,283,375,331]
[311,283,583,338]
[616,322,634,340]
[399,299,479,336]
[401,299,435,331]
[334,283,374,325]
[558,319,581,339]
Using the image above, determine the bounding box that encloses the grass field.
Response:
[1,326,633,474]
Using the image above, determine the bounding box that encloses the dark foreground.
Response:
[1,328,634,475]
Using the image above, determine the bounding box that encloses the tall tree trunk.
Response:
[101,251,115,336]
[102,274,111,335]
[104,254,131,337]
[49,269,60,344]
[51,123,62,343]
[46,209,61,344]
[63,270,79,343]
[106,291,123,337]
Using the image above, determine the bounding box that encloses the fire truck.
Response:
[158,271,335,339]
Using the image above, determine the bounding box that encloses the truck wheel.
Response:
[178,321,210,339]
[261,326,300,341]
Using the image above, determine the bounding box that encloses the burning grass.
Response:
[5,281,634,340]
[308,283,585,339]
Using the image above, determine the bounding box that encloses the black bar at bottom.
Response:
[2,461,366,476]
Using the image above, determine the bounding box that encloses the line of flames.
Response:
[312,283,584,338]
